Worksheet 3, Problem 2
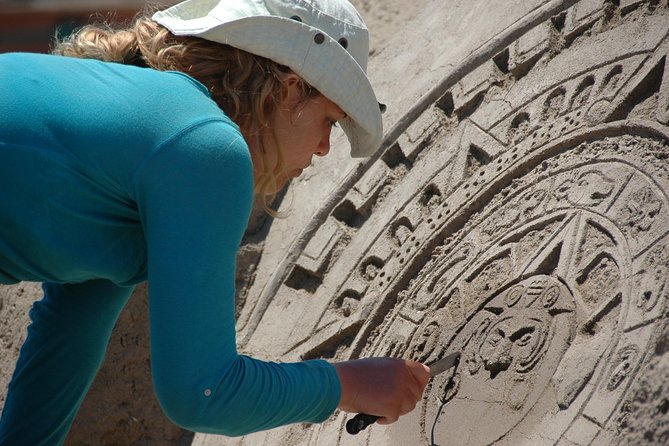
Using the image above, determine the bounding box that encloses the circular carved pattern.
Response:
[358,135,669,445]
[226,8,669,446]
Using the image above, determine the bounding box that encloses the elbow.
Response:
[154,381,247,437]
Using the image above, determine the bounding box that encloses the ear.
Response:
[282,73,305,103]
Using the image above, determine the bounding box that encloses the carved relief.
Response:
[360,256,384,281]
[620,186,663,235]
[634,242,669,313]
[508,112,532,144]
[284,137,666,445]
[542,87,567,122]
[606,345,640,392]
[481,188,549,237]
[599,64,624,95]
[571,75,595,109]
[222,3,669,446]
[332,290,363,318]
[420,274,575,444]
[403,241,476,317]
[554,170,615,207]
[391,216,414,247]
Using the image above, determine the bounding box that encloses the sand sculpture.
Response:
[1,0,668,445]
[196,0,669,444]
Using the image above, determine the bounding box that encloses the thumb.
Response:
[407,360,431,390]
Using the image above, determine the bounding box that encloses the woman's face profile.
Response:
[267,75,346,189]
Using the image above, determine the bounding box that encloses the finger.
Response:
[407,378,422,403]
[376,414,399,425]
[405,362,428,400]
[409,361,431,386]
[399,399,417,416]
[405,361,429,385]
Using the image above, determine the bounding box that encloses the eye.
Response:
[329,120,339,128]
[511,326,535,346]
[517,333,533,346]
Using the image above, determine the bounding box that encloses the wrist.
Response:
[333,361,358,412]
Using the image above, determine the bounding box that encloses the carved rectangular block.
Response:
[398,108,444,162]
[619,0,646,13]
[508,22,551,77]
[352,160,392,201]
[302,219,342,263]
[589,426,618,446]
[563,0,604,38]
[450,61,499,119]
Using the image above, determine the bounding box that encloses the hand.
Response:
[333,357,430,424]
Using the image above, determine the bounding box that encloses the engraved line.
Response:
[467,118,508,148]
[499,212,567,246]
[605,172,635,214]
[465,247,512,282]
[633,228,669,261]
[430,398,447,446]
[286,319,363,357]
[559,212,587,279]
[584,292,622,333]
[624,315,662,334]
[519,213,576,277]
[582,414,604,429]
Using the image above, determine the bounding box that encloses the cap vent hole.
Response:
[290,15,302,22]
[338,38,348,49]
[314,33,325,44]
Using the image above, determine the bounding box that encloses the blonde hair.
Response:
[53,7,317,213]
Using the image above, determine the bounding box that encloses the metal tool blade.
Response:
[428,352,461,377]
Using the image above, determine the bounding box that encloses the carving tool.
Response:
[345,351,461,435]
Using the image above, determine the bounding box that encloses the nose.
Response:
[315,129,331,157]
[483,339,513,379]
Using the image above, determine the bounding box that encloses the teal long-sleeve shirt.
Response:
[0,53,340,436]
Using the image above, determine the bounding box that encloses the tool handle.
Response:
[346,413,380,435]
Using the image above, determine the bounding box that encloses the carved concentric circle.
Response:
[357,131,669,445]
[221,5,669,446]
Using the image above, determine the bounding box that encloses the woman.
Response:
[0,0,430,443]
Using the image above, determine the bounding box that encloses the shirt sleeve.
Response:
[133,119,341,436]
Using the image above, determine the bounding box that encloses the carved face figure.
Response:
[432,276,575,445]
[478,312,548,379]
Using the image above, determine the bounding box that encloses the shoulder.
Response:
[133,117,254,240]
[155,116,250,168]
[135,116,253,198]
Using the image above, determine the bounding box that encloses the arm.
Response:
[0,280,134,445]
[134,120,340,436]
